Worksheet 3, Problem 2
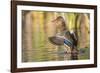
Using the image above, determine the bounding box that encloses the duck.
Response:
[48,16,78,54]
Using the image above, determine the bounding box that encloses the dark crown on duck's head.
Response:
[52,16,67,31]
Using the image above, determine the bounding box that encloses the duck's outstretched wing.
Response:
[69,31,78,47]
[48,36,64,45]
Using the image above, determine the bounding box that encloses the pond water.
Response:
[22,48,89,62]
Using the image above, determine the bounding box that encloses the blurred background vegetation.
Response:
[22,10,90,62]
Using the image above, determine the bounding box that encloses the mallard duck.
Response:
[48,16,78,49]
